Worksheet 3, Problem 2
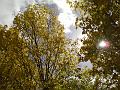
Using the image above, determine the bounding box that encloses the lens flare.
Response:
[99,40,110,48]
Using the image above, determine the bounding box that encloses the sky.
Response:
[0,0,92,69]
[0,0,83,39]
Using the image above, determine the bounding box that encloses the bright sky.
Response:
[0,0,82,38]
[53,0,77,33]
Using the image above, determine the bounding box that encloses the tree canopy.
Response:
[0,4,79,90]
[69,0,120,89]
[2,0,120,89]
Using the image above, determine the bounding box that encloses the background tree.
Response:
[13,4,78,90]
[68,0,120,89]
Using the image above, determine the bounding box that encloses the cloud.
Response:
[0,0,38,26]
[0,0,83,40]
[0,0,26,26]
[53,0,77,33]
[53,0,84,40]
[0,0,59,26]
[66,25,83,39]
[46,3,60,16]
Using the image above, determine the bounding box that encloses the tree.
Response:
[13,4,78,90]
[69,0,120,89]
[0,25,37,89]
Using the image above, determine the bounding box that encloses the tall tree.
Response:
[13,4,78,90]
[69,0,120,89]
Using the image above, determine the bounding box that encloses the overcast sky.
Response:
[0,0,83,38]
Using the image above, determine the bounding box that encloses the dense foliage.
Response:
[0,5,79,90]
[69,0,120,89]
[0,25,37,89]
[2,1,120,89]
